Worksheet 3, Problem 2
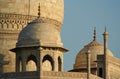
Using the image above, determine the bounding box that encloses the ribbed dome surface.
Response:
[74,40,113,69]
[16,18,63,47]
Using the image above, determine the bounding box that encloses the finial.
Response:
[104,24,109,32]
[104,25,109,35]
[103,25,109,47]
[93,27,96,41]
[105,26,107,32]
[38,3,40,17]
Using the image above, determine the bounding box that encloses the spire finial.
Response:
[93,27,96,41]
[38,3,40,17]
[105,26,107,32]
[103,25,109,48]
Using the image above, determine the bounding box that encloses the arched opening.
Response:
[26,55,37,71]
[19,58,22,72]
[42,55,54,71]
[58,56,62,71]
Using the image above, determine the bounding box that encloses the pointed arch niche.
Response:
[42,55,54,71]
[26,55,37,71]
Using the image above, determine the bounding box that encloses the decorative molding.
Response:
[0,30,20,34]
[0,13,36,30]
[0,13,62,31]
[0,13,35,20]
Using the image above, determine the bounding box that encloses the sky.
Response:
[61,0,120,71]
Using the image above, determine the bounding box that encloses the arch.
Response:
[3,23,8,29]
[42,55,54,71]
[8,23,13,29]
[13,24,18,29]
[26,55,37,71]
[58,56,62,71]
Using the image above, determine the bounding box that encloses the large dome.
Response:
[16,17,63,48]
[74,40,113,69]
[0,0,64,23]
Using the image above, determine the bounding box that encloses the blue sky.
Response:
[61,0,120,71]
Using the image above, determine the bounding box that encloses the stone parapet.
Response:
[0,71,39,79]
[0,71,103,79]
[41,71,103,79]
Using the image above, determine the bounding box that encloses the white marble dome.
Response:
[16,17,63,48]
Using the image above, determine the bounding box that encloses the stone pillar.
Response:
[103,28,109,79]
[54,57,57,71]
[40,47,43,76]
[37,55,40,72]
[86,49,91,79]
[22,57,26,72]
[16,56,20,72]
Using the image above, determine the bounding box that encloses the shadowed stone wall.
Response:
[0,71,103,79]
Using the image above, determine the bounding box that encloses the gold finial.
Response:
[93,27,96,41]
[38,3,40,17]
